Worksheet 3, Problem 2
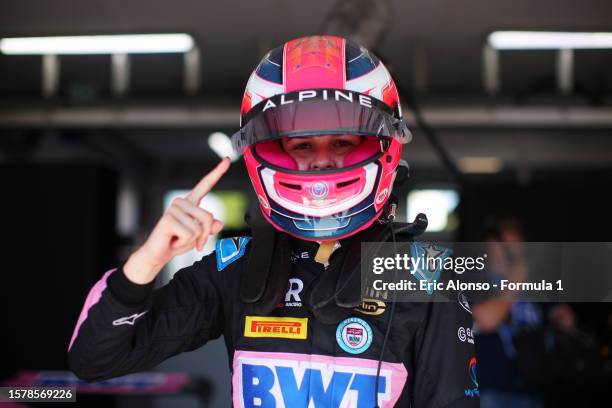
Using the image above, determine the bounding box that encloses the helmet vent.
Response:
[279,181,301,190]
[336,178,359,188]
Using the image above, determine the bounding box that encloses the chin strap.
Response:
[308,207,429,325]
[240,205,428,322]
[308,221,397,324]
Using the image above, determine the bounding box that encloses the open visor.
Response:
[231,88,412,153]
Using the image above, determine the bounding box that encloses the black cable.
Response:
[399,86,466,186]
[371,215,427,407]
[373,224,400,408]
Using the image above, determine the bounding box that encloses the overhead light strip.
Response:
[488,31,612,50]
[0,34,194,55]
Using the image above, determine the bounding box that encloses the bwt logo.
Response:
[233,351,407,407]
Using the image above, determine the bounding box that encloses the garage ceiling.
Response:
[1,0,612,171]
[1,0,612,95]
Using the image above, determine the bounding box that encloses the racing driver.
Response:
[68,35,479,407]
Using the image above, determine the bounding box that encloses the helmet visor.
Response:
[231,88,412,153]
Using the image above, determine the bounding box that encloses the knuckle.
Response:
[175,226,188,237]
[162,212,175,223]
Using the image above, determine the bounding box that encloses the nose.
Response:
[310,153,336,170]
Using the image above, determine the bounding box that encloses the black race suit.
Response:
[68,233,479,407]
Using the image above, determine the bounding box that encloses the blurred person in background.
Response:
[67,36,479,407]
[474,217,604,408]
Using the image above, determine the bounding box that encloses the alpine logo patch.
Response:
[336,317,373,354]
[233,350,408,407]
[244,316,308,340]
[409,243,452,295]
[216,236,251,271]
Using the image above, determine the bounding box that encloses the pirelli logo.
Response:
[244,316,308,340]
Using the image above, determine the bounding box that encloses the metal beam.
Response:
[482,44,500,95]
[183,46,201,95]
[42,54,60,98]
[556,49,574,95]
[0,107,237,127]
[111,53,130,97]
[2,106,612,128]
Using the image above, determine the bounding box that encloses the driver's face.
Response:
[280,135,363,171]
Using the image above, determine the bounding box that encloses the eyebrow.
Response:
[283,137,313,147]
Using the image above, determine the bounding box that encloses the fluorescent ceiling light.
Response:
[207,132,240,162]
[0,34,194,55]
[458,157,504,174]
[488,31,612,50]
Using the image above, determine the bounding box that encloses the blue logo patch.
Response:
[215,236,251,271]
[409,242,452,295]
[336,317,373,354]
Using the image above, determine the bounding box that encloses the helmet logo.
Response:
[310,182,329,199]
[261,89,373,113]
[376,188,389,204]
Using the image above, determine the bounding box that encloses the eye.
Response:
[334,139,357,148]
[292,142,312,150]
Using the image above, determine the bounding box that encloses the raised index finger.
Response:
[186,157,231,204]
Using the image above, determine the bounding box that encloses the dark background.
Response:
[1,1,612,407]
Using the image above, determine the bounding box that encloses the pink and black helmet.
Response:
[231,35,412,241]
